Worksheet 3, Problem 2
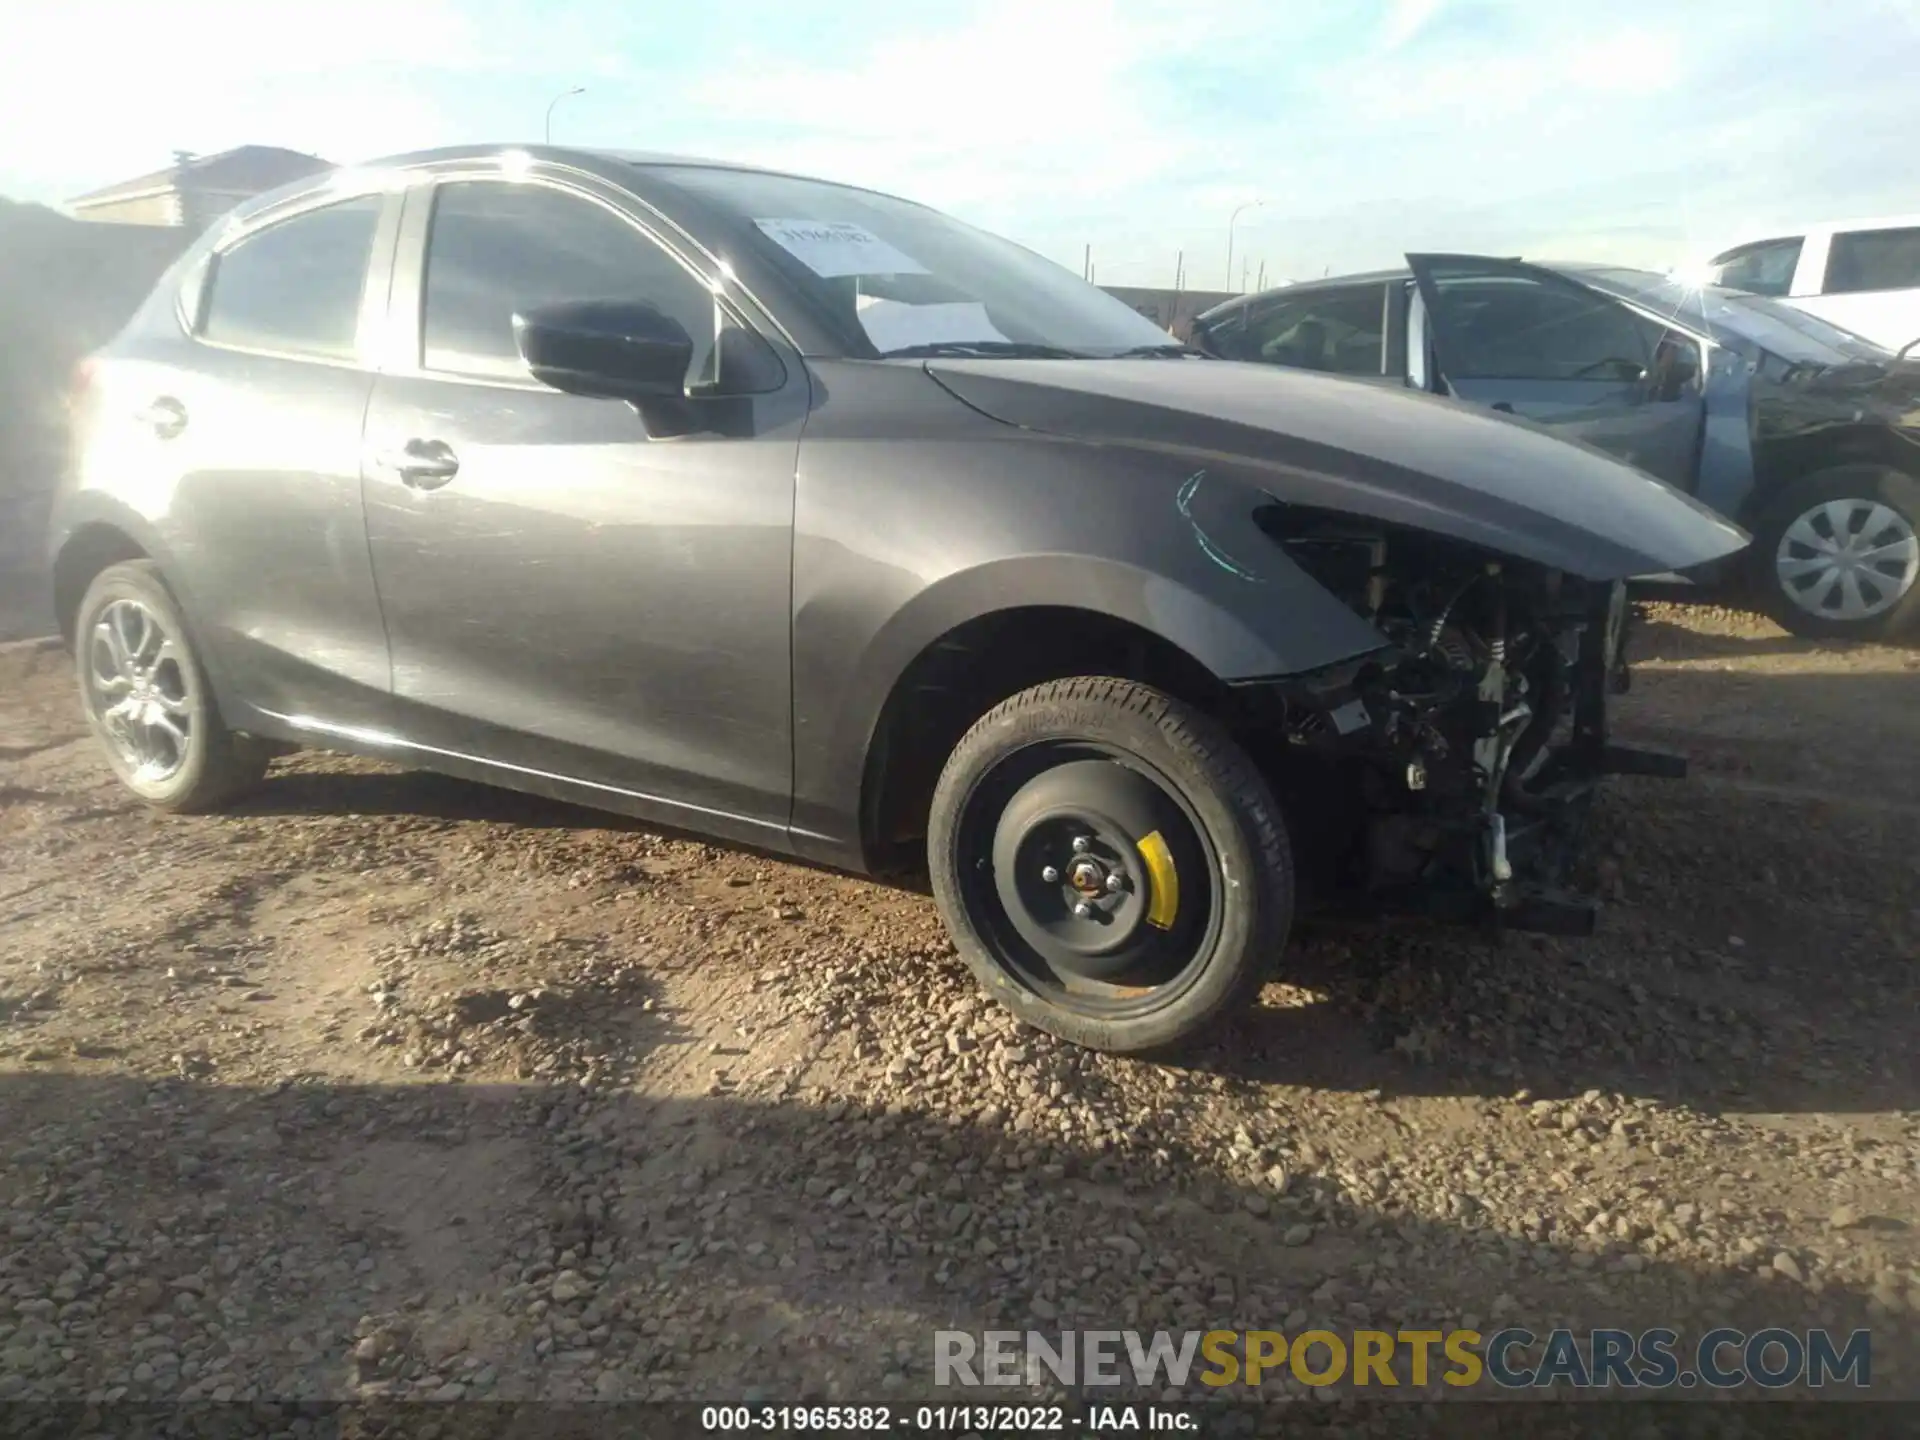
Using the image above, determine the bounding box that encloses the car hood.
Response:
[1764,354,1920,414]
[927,358,1749,580]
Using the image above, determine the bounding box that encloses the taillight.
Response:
[66,358,97,417]
[64,359,101,475]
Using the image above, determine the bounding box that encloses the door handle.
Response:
[1490,401,1515,414]
[134,396,188,439]
[372,438,460,490]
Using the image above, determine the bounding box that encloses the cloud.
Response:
[633,0,1915,287]
[0,0,492,195]
[1378,0,1445,51]
[661,0,1204,220]
[1085,0,1917,285]
[1,0,1913,291]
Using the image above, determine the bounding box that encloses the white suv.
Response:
[1699,215,1920,353]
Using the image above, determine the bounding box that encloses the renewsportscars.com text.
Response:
[934,1327,1872,1390]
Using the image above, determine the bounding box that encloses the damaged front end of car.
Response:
[1230,510,1685,937]
[917,355,1753,938]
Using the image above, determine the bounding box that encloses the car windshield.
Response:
[648,164,1178,359]
[1576,267,1890,366]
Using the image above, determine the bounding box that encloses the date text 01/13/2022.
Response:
[699,1404,1185,1431]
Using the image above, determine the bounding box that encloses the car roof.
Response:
[375,142,814,176]
[1196,258,1645,322]
[1701,213,1920,260]
[223,143,915,230]
[1193,268,1402,320]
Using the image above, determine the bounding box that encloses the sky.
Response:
[2,0,1915,289]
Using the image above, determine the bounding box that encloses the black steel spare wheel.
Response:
[928,677,1293,1055]
[979,751,1218,1004]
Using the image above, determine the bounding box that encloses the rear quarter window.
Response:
[200,195,383,361]
[1708,237,1803,297]
[1824,226,1920,295]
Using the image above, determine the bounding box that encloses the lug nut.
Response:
[1071,835,1092,854]
[1105,873,1124,892]
[1040,865,1060,883]
[1073,901,1093,918]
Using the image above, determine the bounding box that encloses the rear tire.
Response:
[74,561,271,812]
[1748,466,1920,641]
[927,677,1292,1056]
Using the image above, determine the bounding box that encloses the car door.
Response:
[360,167,807,842]
[157,185,401,731]
[1405,253,1706,489]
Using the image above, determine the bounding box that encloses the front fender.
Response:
[787,400,1391,860]
[864,544,1381,689]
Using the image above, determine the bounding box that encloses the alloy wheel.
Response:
[1774,497,1920,622]
[84,599,194,784]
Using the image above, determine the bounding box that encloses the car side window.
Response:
[200,195,383,361]
[1235,284,1387,375]
[1824,226,1920,295]
[422,181,717,383]
[1709,237,1804,297]
[1428,273,1652,382]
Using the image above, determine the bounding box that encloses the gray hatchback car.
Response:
[51,147,1744,1054]
[1195,256,1920,639]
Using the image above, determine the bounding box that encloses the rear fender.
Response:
[48,492,244,718]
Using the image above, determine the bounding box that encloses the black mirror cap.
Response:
[1189,313,1228,358]
[514,300,695,401]
[1652,336,1702,401]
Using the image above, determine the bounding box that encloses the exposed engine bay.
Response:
[1243,514,1684,935]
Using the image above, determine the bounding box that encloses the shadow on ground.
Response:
[69,650,1920,1124]
[229,768,639,834]
[0,1065,1910,1414]
[1631,594,1920,661]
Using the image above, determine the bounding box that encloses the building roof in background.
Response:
[68,146,334,208]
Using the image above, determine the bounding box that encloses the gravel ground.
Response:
[0,601,1916,1413]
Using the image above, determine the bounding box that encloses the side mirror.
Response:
[514,300,695,402]
[1651,337,1701,402]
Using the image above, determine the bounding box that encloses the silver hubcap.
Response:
[1775,498,1919,622]
[86,600,192,784]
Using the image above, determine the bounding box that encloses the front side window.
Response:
[421,181,718,382]
[1427,272,1654,382]
[1709,237,1804,297]
[201,194,383,360]
[1235,284,1387,375]
[1824,226,1920,295]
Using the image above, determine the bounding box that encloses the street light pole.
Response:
[1226,199,1266,291]
[544,86,585,144]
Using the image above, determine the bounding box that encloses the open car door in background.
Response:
[1405,253,1707,491]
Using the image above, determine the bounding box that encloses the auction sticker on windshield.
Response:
[856,298,1009,352]
[754,218,929,278]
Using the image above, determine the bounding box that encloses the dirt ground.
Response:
[1,599,1916,1415]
